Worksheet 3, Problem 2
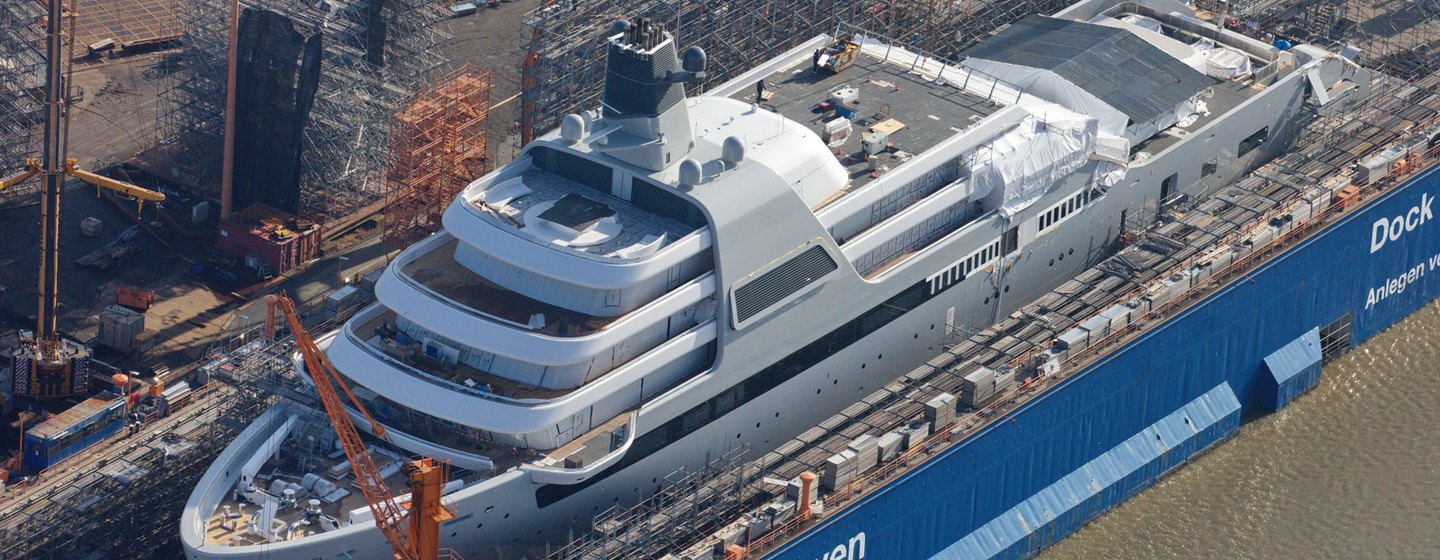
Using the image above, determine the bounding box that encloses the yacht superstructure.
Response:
[181,2,1372,558]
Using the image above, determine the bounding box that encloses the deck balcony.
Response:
[322,306,716,447]
[441,151,716,317]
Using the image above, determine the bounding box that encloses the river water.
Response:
[1043,300,1440,559]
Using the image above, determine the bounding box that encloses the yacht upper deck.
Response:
[469,168,701,260]
[401,237,619,336]
[352,308,575,401]
[731,48,1001,200]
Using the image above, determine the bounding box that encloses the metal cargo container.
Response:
[98,305,144,352]
[847,434,879,472]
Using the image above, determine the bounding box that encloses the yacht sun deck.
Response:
[470,169,699,259]
[732,51,1000,197]
[400,238,619,336]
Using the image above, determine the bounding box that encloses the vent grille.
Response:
[734,246,837,324]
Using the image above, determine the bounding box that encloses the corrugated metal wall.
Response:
[1262,328,1323,411]
[767,164,1440,560]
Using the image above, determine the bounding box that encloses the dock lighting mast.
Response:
[0,0,165,398]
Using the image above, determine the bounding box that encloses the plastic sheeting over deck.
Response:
[972,108,1098,218]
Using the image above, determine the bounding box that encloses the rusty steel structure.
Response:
[383,65,492,251]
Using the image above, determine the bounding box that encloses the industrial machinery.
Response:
[0,0,165,399]
[270,293,460,560]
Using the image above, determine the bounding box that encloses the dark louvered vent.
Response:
[734,246,837,324]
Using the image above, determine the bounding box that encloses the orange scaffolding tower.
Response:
[384,65,492,251]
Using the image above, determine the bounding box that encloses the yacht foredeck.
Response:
[202,445,473,547]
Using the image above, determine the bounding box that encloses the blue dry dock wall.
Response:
[765,163,1440,560]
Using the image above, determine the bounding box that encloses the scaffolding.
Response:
[0,1,44,205]
[160,0,451,222]
[383,65,492,251]
[548,447,758,560]
[0,291,369,558]
[0,327,289,558]
[517,0,1072,146]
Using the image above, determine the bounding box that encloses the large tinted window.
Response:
[632,177,706,228]
[1238,126,1269,157]
[537,280,939,508]
[533,146,612,193]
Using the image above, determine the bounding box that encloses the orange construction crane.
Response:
[269,293,460,560]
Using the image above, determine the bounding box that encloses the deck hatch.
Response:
[733,245,837,324]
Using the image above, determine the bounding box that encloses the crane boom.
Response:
[65,159,165,202]
[0,159,39,192]
[272,294,418,560]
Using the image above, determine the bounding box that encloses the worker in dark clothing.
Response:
[755,79,766,101]
[812,49,822,72]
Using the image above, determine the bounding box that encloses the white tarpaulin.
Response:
[1091,132,1131,187]
[971,108,1098,218]
[1120,14,1163,34]
[1091,15,1210,76]
[963,57,1129,135]
[1192,39,1253,79]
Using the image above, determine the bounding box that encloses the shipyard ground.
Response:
[0,1,537,369]
[0,5,536,558]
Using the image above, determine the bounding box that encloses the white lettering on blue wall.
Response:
[1364,250,1440,309]
[815,532,866,560]
[1370,193,1434,253]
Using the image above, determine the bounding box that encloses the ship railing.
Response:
[1053,135,1438,375]
[342,323,540,406]
[692,109,1440,560]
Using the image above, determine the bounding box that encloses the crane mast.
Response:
[3,0,165,399]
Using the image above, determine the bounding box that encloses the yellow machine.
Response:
[0,0,165,399]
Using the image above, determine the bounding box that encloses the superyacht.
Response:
[181,2,1371,557]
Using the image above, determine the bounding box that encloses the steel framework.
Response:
[161,0,451,222]
[383,65,492,251]
[0,1,44,206]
